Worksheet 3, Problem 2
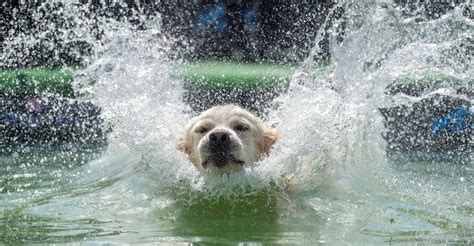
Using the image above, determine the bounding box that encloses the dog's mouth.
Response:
[202,153,244,168]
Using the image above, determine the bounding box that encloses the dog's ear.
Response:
[262,129,278,154]
[177,135,190,154]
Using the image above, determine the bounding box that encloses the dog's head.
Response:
[178,105,278,174]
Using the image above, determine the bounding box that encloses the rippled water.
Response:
[1,2,473,244]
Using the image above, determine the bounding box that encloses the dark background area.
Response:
[1,0,470,68]
[1,0,343,68]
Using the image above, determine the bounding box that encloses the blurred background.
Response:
[1,0,343,68]
[2,0,468,68]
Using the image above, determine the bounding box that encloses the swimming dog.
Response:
[178,105,278,174]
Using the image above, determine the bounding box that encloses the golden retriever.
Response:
[178,105,278,174]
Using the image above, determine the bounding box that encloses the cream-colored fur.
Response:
[178,105,278,174]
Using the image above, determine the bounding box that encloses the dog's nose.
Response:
[209,131,230,142]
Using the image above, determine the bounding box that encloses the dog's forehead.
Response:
[194,105,256,124]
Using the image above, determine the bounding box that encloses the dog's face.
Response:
[178,105,277,174]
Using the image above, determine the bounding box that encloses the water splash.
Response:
[1,1,472,243]
[72,2,472,203]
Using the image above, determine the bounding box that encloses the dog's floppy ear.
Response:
[262,129,278,154]
[177,134,190,154]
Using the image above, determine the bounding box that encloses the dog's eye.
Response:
[196,127,209,134]
[234,124,249,131]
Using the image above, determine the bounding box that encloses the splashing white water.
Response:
[70,2,472,205]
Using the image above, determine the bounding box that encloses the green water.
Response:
[0,144,472,244]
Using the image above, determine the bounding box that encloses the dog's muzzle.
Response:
[203,130,244,168]
[209,130,230,151]
[208,130,231,167]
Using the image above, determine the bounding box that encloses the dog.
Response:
[178,105,278,174]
